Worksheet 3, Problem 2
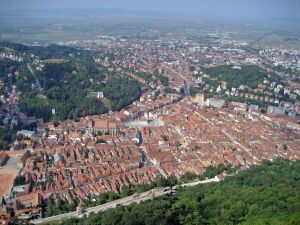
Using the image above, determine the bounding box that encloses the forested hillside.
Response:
[202,65,269,89]
[0,42,142,122]
[48,158,300,225]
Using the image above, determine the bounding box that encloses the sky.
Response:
[1,0,300,20]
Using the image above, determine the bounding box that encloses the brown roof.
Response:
[108,122,117,129]
[94,120,108,129]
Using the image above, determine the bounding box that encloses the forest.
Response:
[103,76,141,111]
[0,58,21,83]
[0,128,17,150]
[0,42,142,122]
[19,64,141,121]
[202,65,268,89]
[0,42,84,60]
[22,165,236,218]
[158,75,169,87]
[42,158,300,225]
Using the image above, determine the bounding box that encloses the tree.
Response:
[203,65,268,89]
[14,175,26,186]
[104,77,141,111]
[55,158,300,225]
[158,75,169,86]
[1,197,6,205]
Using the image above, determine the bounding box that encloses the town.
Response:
[0,32,300,224]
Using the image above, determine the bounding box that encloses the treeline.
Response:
[19,73,141,122]
[137,72,152,83]
[0,42,83,60]
[0,58,34,94]
[1,42,142,122]
[224,96,276,108]
[13,175,26,186]
[104,76,141,111]
[19,90,108,122]
[46,158,300,225]
[84,175,178,208]
[0,58,21,92]
[28,45,81,60]
[42,62,75,85]
[0,42,30,52]
[17,60,141,122]
[19,93,52,121]
[203,65,267,89]
[41,198,77,218]
[52,94,107,121]
[17,60,107,121]
[39,176,178,218]
[158,75,169,87]
[0,128,17,150]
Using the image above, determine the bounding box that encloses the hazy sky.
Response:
[1,0,300,19]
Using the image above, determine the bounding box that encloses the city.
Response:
[0,0,300,225]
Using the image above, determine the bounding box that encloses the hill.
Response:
[42,158,300,225]
[202,65,268,89]
[0,42,142,122]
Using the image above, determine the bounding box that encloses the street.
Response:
[32,177,219,224]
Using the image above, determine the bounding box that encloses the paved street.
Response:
[32,178,219,224]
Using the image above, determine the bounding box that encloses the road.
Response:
[1,156,18,169]
[31,177,219,224]
[27,63,43,91]
[177,177,219,188]
[169,67,190,96]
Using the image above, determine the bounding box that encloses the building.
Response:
[194,94,205,106]
[248,104,259,113]
[228,102,247,113]
[54,152,61,163]
[14,193,40,210]
[267,106,285,115]
[295,104,300,114]
[279,101,294,113]
[88,91,104,99]
[17,130,35,138]
[87,119,119,135]
[207,98,225,108]
[288,111,297,119]
[183,80,191,96]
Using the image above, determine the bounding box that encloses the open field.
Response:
[1,16,299,49]
[0,155,22,198]
[0,168,18,198]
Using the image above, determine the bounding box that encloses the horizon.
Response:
[1,0,300,22]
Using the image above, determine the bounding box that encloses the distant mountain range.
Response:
[0,8,299,30]
[0,8,175,18]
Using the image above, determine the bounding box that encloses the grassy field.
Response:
[0,16,300,49]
